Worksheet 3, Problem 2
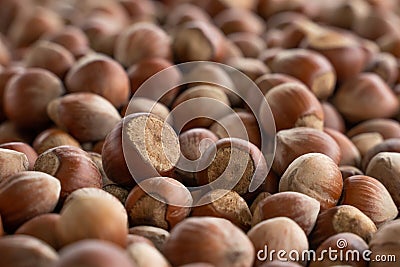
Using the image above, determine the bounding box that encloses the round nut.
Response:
[362,138,400,171]
[45,26,89,58]
[4,68,65,129]
[0,171,61,232]
[34,145,102,202]
[350,132,383,157]
[252,191,320,235]
[129,226,170,251]
[214,8,265,35]
[0,235,58,267]
[273,127,341,176]
[127,242,170,267]
[102,113,180,187]
[192,189,252,231]
[333,73,399,123]
[24,40,75,78]
[47,92,121,142]
[324,128,361,167]
[260,83,324,132]
[347,119,400,140]
[65,53,130,108]
[55,240,134,267]
[115,22,171,67]
[340,175,398,227]
[57,188,128,247]
[15,213,61,250]
[163,217,254,267]
[279,153,343,210]
[322,102,345,133]
[248,217,308,266]
[125,177,192,230]
[309,205,377,249]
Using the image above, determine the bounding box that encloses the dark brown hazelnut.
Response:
[45,26,90,58]
[347,119,400,139]
[214,7,265,35]
[33,128,81,155]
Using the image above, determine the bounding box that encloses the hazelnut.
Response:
[8,6,63,48]
[248,217,308,266]
[347,119,400,139]
[309,233,369,267]
[251,191,320,235]
[192,189,252,231]
[127,242,171,267]
[324,128,361,167]
[57,188,128,247]
[332,73,399,123]
[103,184,130,204]
[172,21,226,62]
[301,28,369,82]
[322,102,346,133]
[47,92,121,142]
[32,128,81,155]
[279,153,343,210]
[340,175,398,227]
[353,8,396,40]
[65,53,130,108]
[115,22,171,67]
[129,225,170,251]
[81,14,123,56]
[361,138,400,171]
[272,127,341,176]
[165,4,211,28]
[378,33,400,58]
[0,142,38,170]
[260,83,324,132]
[183,62,239,106]
[365,52,398,86]
[309,205,377,249]
[45,26,90,58]
[0,148,29,182]
[214,8,265,35]
[0,171,61,231]
[15,213,61,250]
[126,234,155,247]
[102,113,179,186]
[55,240,134,267]
[0,66,25,122]
[369,219,400,267]
[34,145,102,202]
[163,217,254,267]
[127,58,181,107]
[350,132,384,157]
[171,85,231,131]
[24,40,75,78]
[125,177,192,230]
[227,32,266,58]
[366,152,400,210]
[270,49,336,100]
[340,165,364,180]
[196,138,268,200]
[4,68,65,130]
[175,128,218,186]
[225,57,269,81]
[0,235,58,267]
[210,111,261,148]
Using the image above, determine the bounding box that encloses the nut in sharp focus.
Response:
[279,153,343,210]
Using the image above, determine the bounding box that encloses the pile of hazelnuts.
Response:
[0,0,400,266]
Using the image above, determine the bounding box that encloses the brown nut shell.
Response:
[0,142,37,170]
[279,153,343,210]
[0,171,61,231]
[340,175,398,227]
[163,217,254,267]
[33,128,81,155]
[0,148,29,182]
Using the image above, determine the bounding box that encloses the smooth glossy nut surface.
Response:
[279,153,343,210]
[0,171,61,231]
[163,217,254,267]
